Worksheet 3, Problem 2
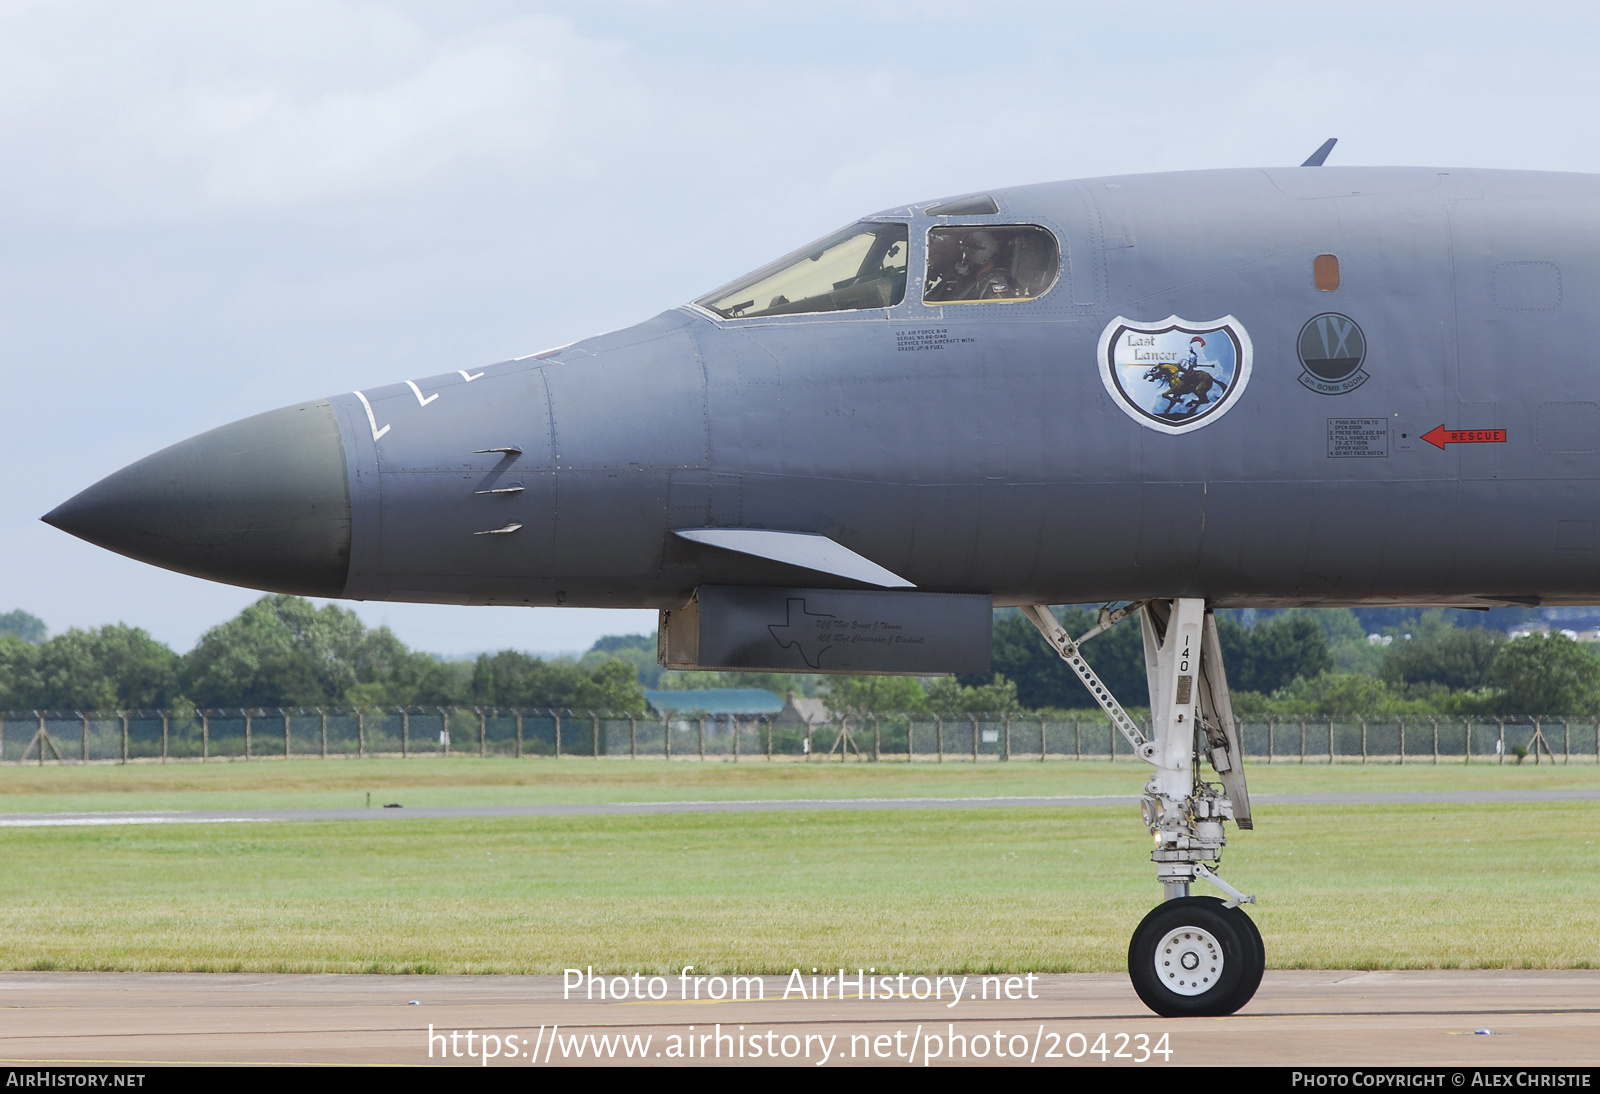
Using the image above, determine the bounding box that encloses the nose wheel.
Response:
[1128,896,1262,1017]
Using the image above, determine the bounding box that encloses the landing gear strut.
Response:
[1024,598,1263,1017]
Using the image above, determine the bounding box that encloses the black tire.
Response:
[1221,902,1265,1013]
[1127,896,1255,1017]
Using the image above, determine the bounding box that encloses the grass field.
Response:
[1,754,1598,813]
[1,758,1597,975]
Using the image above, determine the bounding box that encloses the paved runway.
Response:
[0,970,1593,1067]
[1,788,1597,826]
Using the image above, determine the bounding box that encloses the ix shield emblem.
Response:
[1297,312,1368,394]
[1097,315,1253,435]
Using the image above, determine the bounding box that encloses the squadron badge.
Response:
[1296,312,1368,395]
[1097,315,1253,435]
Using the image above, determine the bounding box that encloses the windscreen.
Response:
[698,222,909,319]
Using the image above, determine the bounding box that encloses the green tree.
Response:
[470,650,645,712]
[1267,672,1413,718]
[181,595,444,708]
[978,608,1146,711]
[581,634,665,688]
[924,675,1021,714]
[0,635,41,710]
[1380,626,1503,692]
[571,658,647,713]
[1219,614,1332,695]
[827,675,929,715]
[1490,634,1600,714]
[0,610,46,645]
[29,625,179,710]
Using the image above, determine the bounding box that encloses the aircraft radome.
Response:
[46,139,1595,1016]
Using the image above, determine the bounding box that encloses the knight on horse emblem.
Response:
[1097,316,1253,435]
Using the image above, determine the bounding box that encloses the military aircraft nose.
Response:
[42,399,352,596]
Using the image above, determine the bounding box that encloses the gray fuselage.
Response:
[47,166,1600,612]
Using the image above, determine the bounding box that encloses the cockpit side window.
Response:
[923,225,1060,304]
[697,222,909,320]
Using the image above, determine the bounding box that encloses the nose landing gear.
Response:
[1023,598,1264,1017]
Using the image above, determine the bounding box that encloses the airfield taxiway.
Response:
[0,970,1594,1067]
[1,788,1596,826]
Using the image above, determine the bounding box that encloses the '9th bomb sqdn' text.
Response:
[564,967,1040,1005]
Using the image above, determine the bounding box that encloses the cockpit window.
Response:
[925,195,999,216]
[697,222,909,319]
[923,225,1060,304]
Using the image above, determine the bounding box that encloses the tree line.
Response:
[3,598,1598,717]
[960,607,1600,717]
[0,596,645,713]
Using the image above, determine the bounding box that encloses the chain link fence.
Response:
[0,709,1596,765]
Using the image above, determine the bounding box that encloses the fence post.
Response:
[1432,718,1439,765]
[1328,716,1334,763]
[593,712,600,760]
[1498,718,1506,764]
[1075,717,1081,760]
[971,714,979,763]
[873,716,881,763]
[517,711,525,759]
[282,709,290,760]
[202,711,210,762]
[733,715,740,762]
[402,709,410,759]
[553,711,561,758]
[1039,715,1047,762]
[805,721,813,761]
[766,716,773,762]
[81,712,89,764]
[628,714,635,760]
[162,711,169,764]
[443,708,451,756]
[244,708,252,760]
[663,713,670,760]
[319,709,327,759]
[1464,719,1471,764]
[935,716,943,763]
[907,717,914,763]
[1300,719,1306,764]
[1,713,6,763]
[35,711,44,766]
[1564,719,1571,764]
[1267,719,1274,764]
[698,717,706,761]
[357,710,365,759]
[1360,719,1366,764]
[120,712,128,764]
[479,709,487,758]
[1399,718,1405,765]
[1111,718,1118,762]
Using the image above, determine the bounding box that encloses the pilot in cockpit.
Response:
[925,229,1015,302]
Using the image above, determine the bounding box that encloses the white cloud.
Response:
[0,3,635,218]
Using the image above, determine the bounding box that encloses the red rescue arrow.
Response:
[1421,425,1507,450]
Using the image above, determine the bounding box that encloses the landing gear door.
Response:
[1198,610,1251,829]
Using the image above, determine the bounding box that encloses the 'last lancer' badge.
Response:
[1097,315,1253,435]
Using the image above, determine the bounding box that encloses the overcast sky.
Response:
[4,1,1597,657]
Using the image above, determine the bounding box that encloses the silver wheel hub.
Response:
[1155,925,1223,996]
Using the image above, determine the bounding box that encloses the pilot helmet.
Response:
[966,230,999,266]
